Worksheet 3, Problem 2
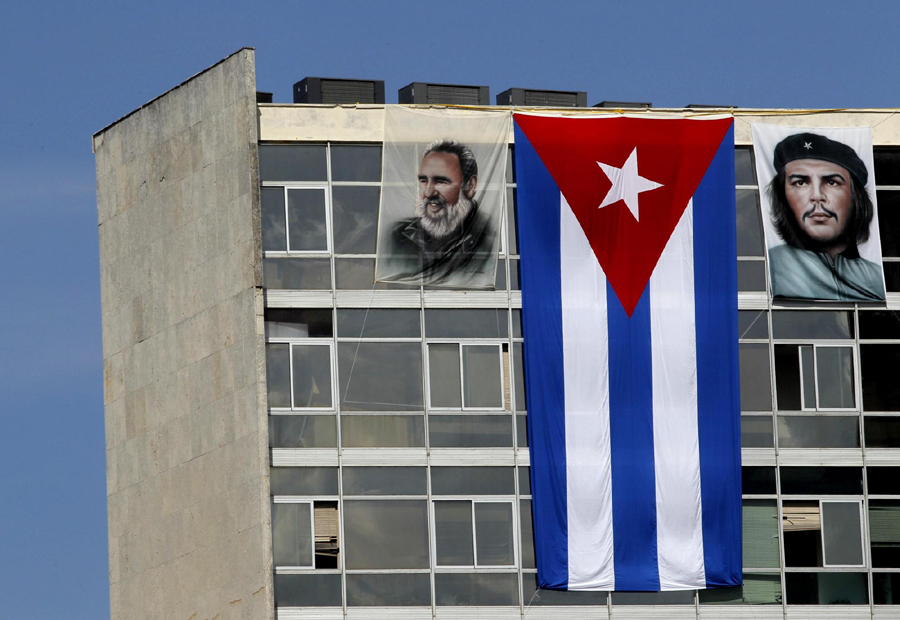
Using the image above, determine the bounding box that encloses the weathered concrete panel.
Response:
[94,48,272,620]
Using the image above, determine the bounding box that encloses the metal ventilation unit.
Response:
[256,91,273,104]
[593,100,652,109]
[398,82,489,106]
[496,88,587,108]
[293,77,385,104]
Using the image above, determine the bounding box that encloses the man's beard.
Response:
[414,194,474,240]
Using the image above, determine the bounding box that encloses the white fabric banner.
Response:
[751,123,886,301]
[375,107,510,288]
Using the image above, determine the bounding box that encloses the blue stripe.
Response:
[513,122,568,589]
[693,125,742,588]
[607,283,659,591]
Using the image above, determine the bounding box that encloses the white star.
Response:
[596,148,663,222]
[804,142,813,150]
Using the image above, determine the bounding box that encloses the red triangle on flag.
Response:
[515,114,733,316]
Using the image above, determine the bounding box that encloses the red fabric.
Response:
[515,115,733,316]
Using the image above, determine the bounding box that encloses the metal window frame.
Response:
[271,499,317,570]
[266,340,336,412]
[431,497,518,569]
[797,343,858,412]
[426,341,508,412]
[820,499,866,568]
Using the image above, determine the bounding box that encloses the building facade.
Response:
[93,48,900,619]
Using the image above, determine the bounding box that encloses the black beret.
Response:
[773,132,868,186]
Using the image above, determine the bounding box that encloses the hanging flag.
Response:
[514,113,741,591]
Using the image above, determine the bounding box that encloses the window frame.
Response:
[797,343,858,412]
[431,497,519,569]
[819,499,866,569]
[262,183,332,256]
[426,341,508,412]
[271,499,317,571]
[266,339,336,412]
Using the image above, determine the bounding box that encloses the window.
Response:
[272,500,340,569]
[861,345,900,411]
[740,343,771,411]
[343,500,430,569]
[428,343,507,410]
[265,342,334,410]
[777,416,860,448]
[743,500,780,569]
[783,500,864,567]
[784,572,868,605]
[775,344,856,411]
[870,501,900,568]
[433,500,516,567]
[337,342,423,411]
[262,187,330,253]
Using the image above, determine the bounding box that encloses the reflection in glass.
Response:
[343,500,429,569]
[265,343,291,408]
[429,415,513,448]
[816,347,855,409]
[332,186,379,254]
[338,308,420,338]
[429,344,462,408]
[270,467,339,496]
[265,308,333,338]
[822,501,864,566]
[330,144,382,182]
[612,591,694,605]
[291,345,332,408]
[272,503,312,567]
[338,343,423,411]
[425,309,509,339]
[263,257,331,290]
[738,261,767,292]
[269,415,336,448]
[434,572,519,606]
[335,258,409,290]
[516,414,528,447]
[346,573,431,607]
[736,189,764,256]
[287,189,328,252]
[741,416,774,448]
[734,147,757,186]
[261,187,286,251]
[431,467,515,496]
[740,343,771,411]
[463,345,502,408]
[777,416,859,449]
[341,467,427,496]
[340,415,425,448]
[274,573,341,607]
[772,310,854,340]
[434,501,474,566]
[520,499,535,569]
[738,310,768,339]
[258,144,327,182]
[475,503,515,565]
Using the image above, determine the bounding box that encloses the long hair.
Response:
[767,167,874,253]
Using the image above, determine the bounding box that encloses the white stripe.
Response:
[649,201,706,590]
[560,194,615,590]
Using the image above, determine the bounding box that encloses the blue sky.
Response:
[0,1,897,617]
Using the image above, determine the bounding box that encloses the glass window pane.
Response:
[270,467,339,496]
[738,261,766,292]
[434,500,474,566]
[783,500,821,567]
[518,466,531,496]
[265,308,333,339]
[272,503,312,566]
[774,343,801,411]
[735,147,757,185]
[258,144,327,182]
[425,309,509,339]
[521,573,609,605]
[332,186,379,254]
[785,572,868,605]
[875,149,900,185]
[742,416,774,448]
[513,343,527,412]
[506,187,519,255]
[506,146,516,183]
[777,416,860,449]
[862,345,900,411]
[878,190,900,257]
[885,262,900,292]
[463,345,502,408]
[263,257,331,290]
[739,310,768,339]
[291,345,332,408]
[342,467,427,496]
[269,415,336,448]
[869,467,900,495]
[743,500,780,568]
[335,257,408,290]
[742,467,776,495]
[816,347,855,409]
[612,591,694,605]
[337,308,420,338]
[870,501,900,568]
[516,414,528,447]
[866,417,900,448]
[274,573,341,607]
[822,501,863,566]
[340,415,425,448]
[494,259,507,290]
[434,573,519,606]
[520,499,535,569]
[780,467,863,495]
[338,343,423,411]
[509,259,520,290]
[261,187,286,251]
[431,467,515,496]
[736,189,764,256]
[474,502,514,565]
[699,574,782,605]
[741,343,772,411]
[512,309,523,338]
[265,343,291,408]
[287,189,327,252]
[429,415,513,448]
[772,311,854,340]
[330,144,382,182]
[343,500,429,569]
[429,344,461,408]
[800,346,816,409]
[874,573,900,604]
[346,573,431,607]
[859,311,900,340]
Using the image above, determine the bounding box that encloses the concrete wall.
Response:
[93,49,272,620]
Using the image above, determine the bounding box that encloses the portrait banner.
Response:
[375,107,510,288]
[752,123,886,301]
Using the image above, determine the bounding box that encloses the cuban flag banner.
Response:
[513,113,741,591]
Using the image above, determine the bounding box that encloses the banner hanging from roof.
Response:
[375,107,509,288]
[513,112,741,591]
[752,123,886,301]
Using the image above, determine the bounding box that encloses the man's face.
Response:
[418,151,466,218]
[784,159,854,249]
